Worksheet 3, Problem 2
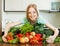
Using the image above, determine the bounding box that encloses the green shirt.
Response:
[21,16,47,25]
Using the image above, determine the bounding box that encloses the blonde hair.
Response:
[26,4,38,21]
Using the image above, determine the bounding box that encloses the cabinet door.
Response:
[4,0,51,12]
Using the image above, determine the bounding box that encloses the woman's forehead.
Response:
[28,7,36,12]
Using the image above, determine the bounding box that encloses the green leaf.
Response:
[0,36,2,42]
[34,23,44,34]
[12,38,19,43]
[20,23,34,34]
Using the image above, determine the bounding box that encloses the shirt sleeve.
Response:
[37,16,47,24]
[20,17,28,24]
[20,18,25,24]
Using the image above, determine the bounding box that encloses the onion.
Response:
[25,37,29,42]
[20,37,26,43]
[30,32,36,36]
[29,35,33,39]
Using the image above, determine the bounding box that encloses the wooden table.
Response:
[0,43,60,46]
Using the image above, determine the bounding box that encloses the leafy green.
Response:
[20,23,34,34]
[9,23,34,34]
[54,37,60,43]
[8,38,19,43]
[0,35,2,42]
[34,23,45,34]
[44,29,53,35]
[12,38,19,43]
[9,27,21,35]
[9,27,18,33]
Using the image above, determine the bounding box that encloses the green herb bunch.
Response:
[20,23,34,34]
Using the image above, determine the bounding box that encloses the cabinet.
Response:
[4,0,51,12]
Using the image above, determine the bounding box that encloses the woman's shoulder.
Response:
[37,16,45,21]
[20,17,29,24]
[37,16,47,24]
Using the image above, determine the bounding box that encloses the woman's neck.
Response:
[30,20,36,25]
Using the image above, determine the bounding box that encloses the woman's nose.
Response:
[31,13,34,16]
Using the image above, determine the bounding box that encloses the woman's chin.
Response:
[31,19,36,22]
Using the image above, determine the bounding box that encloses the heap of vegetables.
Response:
[9,23,34,35]
[4,23,60,44]
[5,32,19,43]
[6,31,43,44]
[5,23,44,44]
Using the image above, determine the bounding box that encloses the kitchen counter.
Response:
[0,43,60,46]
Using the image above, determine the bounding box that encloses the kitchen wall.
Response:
[2,0,60,32]
[0,0,2,35]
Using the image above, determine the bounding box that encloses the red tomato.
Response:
[16,34,24,39]
[16,34,24,37]
[30,38,40,44]
[30,41,35,44]
[39,42,42,44]
[39,38,43,42]
[26,32,30,35]
[33,36,38,40]
[33,36,41,41]
[6,36,13,40]
[39,38,43,40]
[35,34,42,37]
[26,35,30,40]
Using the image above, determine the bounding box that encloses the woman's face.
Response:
[28,7,38,21]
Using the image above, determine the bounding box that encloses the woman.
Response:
[2,4,59,43]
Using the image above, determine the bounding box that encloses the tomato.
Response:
[26,35,29,38]
[30,41,35,44]
[33,36,41,41]
[33,36,38,40]
[39,42,42,44]
[39,38,43,40]
[16,35,20,39]
[16,34,24,39]
[26,34,33,40]
[6,36,13,40]
[38,38,43,42]
[35,34,42,37]
[26,32,30,35]
[30,38,40,44]
[16,34,24,37]
[28,33,43,44]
